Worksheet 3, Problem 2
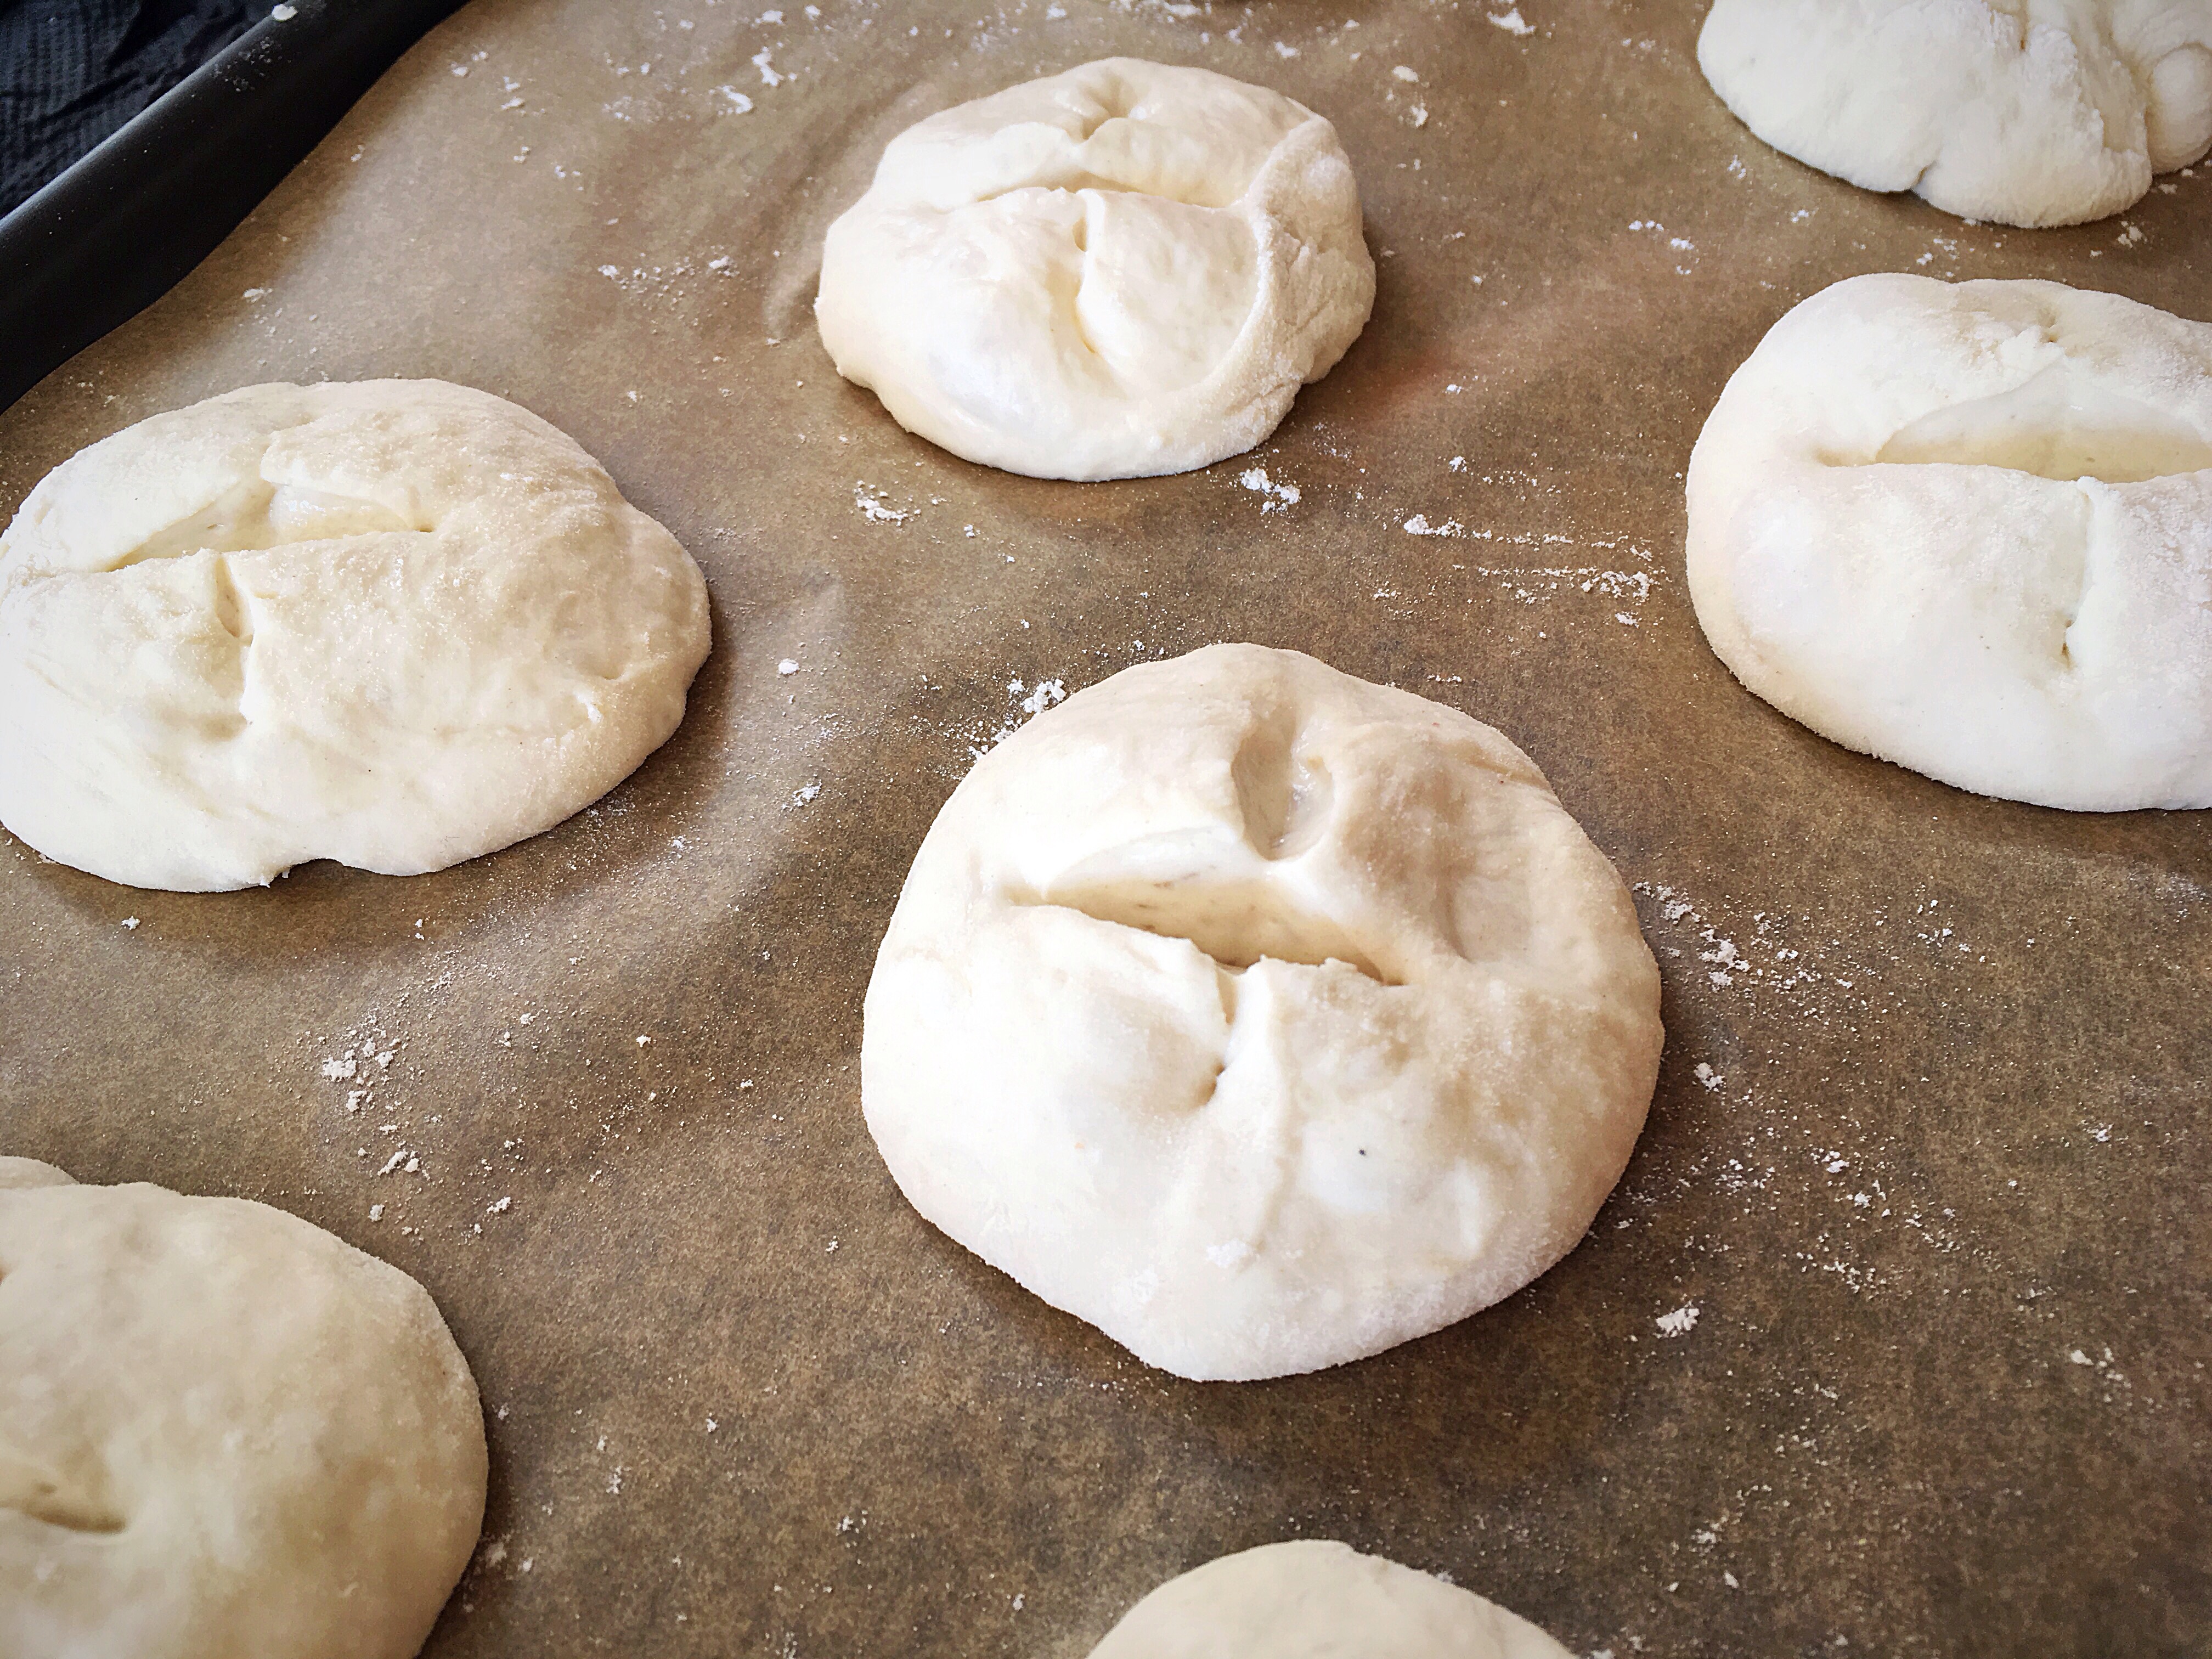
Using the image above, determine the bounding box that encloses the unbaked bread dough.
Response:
[1688,273,2212,810]
[1700,0,2212,227]
[0,379,712,890]
[0,1158,486,1659]
[862,645,1663,1381]
[815,58,1375,481]
[0,1155,66,1189]
[1086,1541,1575,1659]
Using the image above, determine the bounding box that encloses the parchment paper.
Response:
[2,2,2207,1654]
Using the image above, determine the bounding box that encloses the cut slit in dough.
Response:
[0,379,712,891]
[1873,360,2212,481]
[1688,273,2212,810]
[862,644,1664,1382]
[815,58,1375,481]
[0,1156,486,1659]
[1700,0,2212,227]
[1084,1541,1576,1659]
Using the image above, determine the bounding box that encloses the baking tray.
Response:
[1,2,2206,1655]
[0,0,462,413]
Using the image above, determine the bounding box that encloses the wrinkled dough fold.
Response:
[0,1164,486,1659]
[816,58,1374,479]
[0,379,712,890]
[862,644,1662,1381]
[1687,273,2212,809]
[1700,0,2212,227]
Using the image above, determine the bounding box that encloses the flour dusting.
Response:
[853,483,913,525]
[1239,466,1301,512]
[968,676,1069,759]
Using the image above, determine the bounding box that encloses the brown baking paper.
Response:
[2,1,2208,1654]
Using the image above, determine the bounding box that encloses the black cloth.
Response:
[1,0,263,217]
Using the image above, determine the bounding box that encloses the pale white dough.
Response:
[1700,0,2212,227]
[862,645,1663,1382]
[815,58,1375,481]
[1688,274,2212,810]
[0,379,712,890]
[1086,1541,1576,1659]
[0,1159,486,1659]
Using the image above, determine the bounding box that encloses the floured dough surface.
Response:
[815,58,1374,481]
[1086,1541,1575,1659]
[862,645,1663,1381]
[0,1159,486,1659]
[1688,273,2212,810]
[1700,0,2212,227]
[0,379,712,890]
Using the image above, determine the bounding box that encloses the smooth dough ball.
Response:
[1699,0,2212,227]
[862,645,1663,1381]
[0,379,712,890]
[1688,273,2212,810]
[815,58,1375,481]
[1086,1541,1575,1659]
[0,1162,487,1659]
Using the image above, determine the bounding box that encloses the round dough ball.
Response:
[1699,0,2212,227]
[0,1163,486,1659]
[862,645,1663,1381]
[0,379,712,890]
[1086,1541,1575,1659]
[1688,273,2212,810]
[815,58,1375,481]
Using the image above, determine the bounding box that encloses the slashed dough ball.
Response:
[0,1159,486,1659]
[862,645,1663,1382]
[815,58,1375,481]
[1700,0,2212,227]
[1688,274,2212,810]
[1086,1541,1575,1659]
[0,380,712,890]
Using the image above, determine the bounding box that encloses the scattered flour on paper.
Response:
[1239,466,1301,512]
[1397,514,1662,624]
[1611,877,2049,1310]
[853,483,913,524]
[969,676,1069,759]
[593,259,736,304]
